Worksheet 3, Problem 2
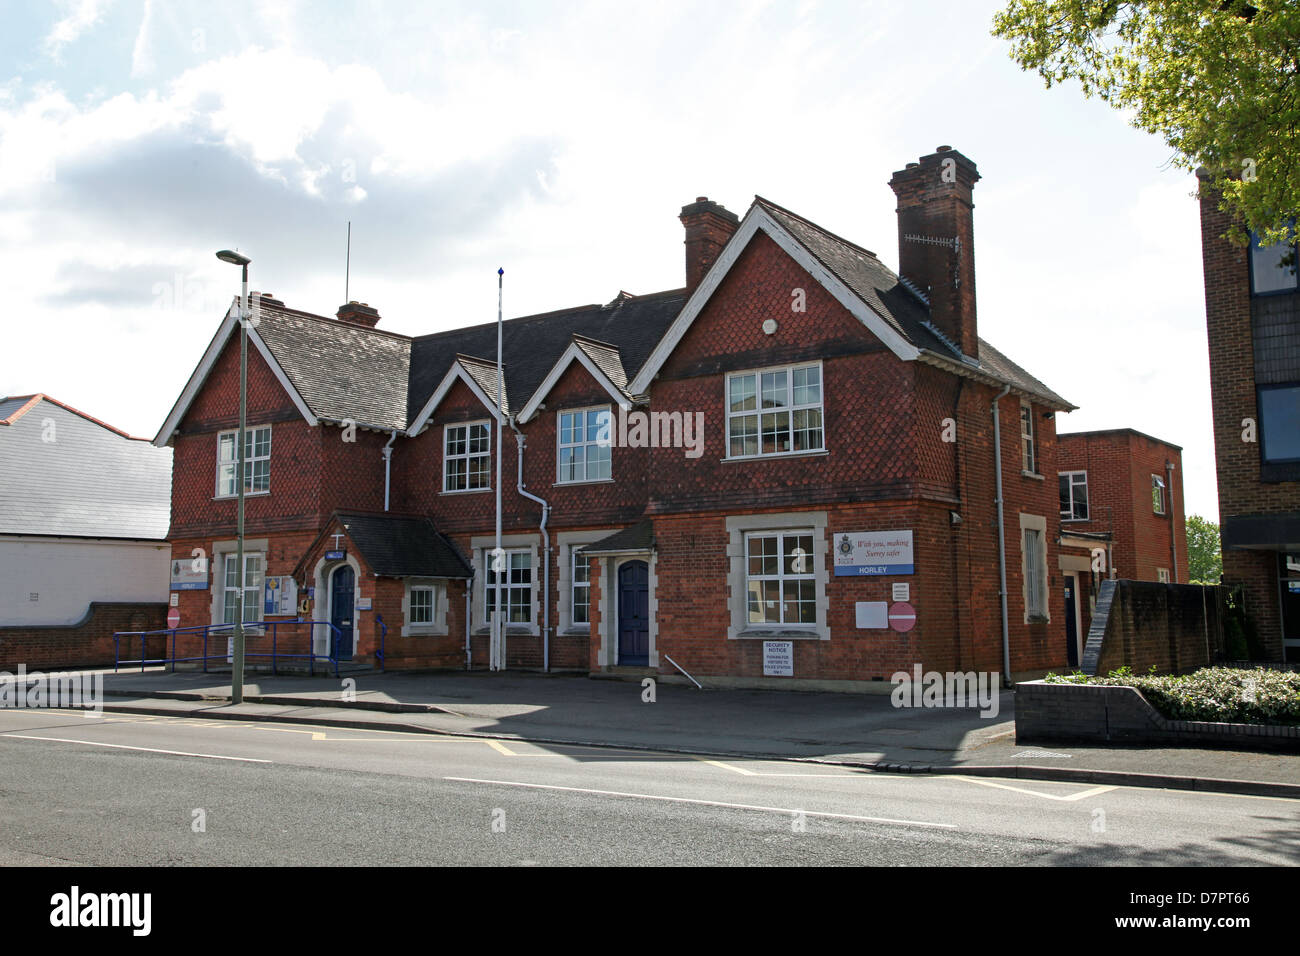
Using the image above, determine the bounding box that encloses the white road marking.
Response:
[444,776,957,829]
[0,733,272,763]
[951,775,1114,802]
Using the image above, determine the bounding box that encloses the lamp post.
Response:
[216,249,251,704]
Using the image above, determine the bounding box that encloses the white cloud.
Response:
[43,0,113,59]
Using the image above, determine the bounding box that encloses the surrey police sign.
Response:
[832,530,914,576]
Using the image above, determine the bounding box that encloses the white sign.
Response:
[855,601,888,629]
[170,558,208,591]
[892,583,910,602]
[763,641,794,677]
[356,597,373,611]
[833,530,914,576]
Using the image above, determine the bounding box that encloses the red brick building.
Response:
[155,146,1084,687]
[1198,174,1300,665]
[1054,429,1188,666]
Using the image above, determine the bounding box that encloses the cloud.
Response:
[43,0,113,59]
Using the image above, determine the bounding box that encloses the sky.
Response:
[0,0,1218,520]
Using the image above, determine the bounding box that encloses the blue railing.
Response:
[375,613,386,673]
[113,620,343,678]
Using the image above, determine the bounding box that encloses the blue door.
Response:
[617,561,649,666]
[330,565,355,659]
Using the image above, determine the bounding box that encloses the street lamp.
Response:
[216,249,251,704]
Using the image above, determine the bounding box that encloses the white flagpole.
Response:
[493,267,504,671]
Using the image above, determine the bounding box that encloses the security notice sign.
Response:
[832,530,914,576]
[763,641,794,677]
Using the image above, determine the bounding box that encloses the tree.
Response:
[992,1,1300,247]
[1185,514,1223,584]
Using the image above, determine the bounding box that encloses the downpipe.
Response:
[382,429,397,512]
[991,383,1012,687]
[510,419,552,672]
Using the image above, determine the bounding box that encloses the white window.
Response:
[571,548,591,625]
[745,530,816,626]
[444,421,491,492]
[1156,568,1170,584]
[727,363,823,458]
[1020,403,1036,474]
[222,552,263,625]
[409,585,435,625]
[558,407,612,483]
[1059,471,1089,521]
[1151,475,1166,515]
[216,426,271,497]
[1023,529,1046,618]
[485,548,533,625]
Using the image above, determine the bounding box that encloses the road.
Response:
[1,707,1296,866]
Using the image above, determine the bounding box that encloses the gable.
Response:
[658,231,894,381]
[176,327,304,433]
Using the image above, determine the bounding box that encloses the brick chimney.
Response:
[680,197,739,292]
[888,146,980,358]
[337,301,380,328]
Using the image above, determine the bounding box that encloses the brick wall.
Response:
[1081,579,1228,676]
[0,602,167,670]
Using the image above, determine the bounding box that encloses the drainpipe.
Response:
[510,419,552,672]
[382,430,397,512]
[1165,459,1178,582]
[991,383,1012,686]
[465,580,472,670]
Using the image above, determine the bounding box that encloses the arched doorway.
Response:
[330,564,355,660]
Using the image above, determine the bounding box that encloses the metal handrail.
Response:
[113,619,343,678]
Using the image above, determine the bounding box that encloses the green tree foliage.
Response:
[1185,514,1223,584]
[992,1,1300,246]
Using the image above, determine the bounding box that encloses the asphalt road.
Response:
[1,708,1296,866]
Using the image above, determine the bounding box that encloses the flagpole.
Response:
[493,267,504,671]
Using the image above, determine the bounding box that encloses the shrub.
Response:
[1042,667,1300,726]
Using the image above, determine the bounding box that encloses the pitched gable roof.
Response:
[336,512,472,578]
[516,333,633,423]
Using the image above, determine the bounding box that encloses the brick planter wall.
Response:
[1015,679,1300,752]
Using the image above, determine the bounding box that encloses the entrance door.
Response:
[330,565,355,660]
[1064,574,1079,668]
[617,560,649,666]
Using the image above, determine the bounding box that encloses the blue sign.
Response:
[324,550,346,561]
[832,530,914,577]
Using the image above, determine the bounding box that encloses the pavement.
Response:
[60,666,1300,798]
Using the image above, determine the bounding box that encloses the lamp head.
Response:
[216,249,251,267]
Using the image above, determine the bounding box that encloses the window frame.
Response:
[1151,474,1167,515]
[1058,470,1089,522]
[408,585,436,625]
[483,547,534,627]
[1248,225,1299,297]
[743,529,818,629]
[1020,402,1037,475]
[221,550,264,626]
[215,425,272,498]
[442,419,492,494]
[1156,568,1171,584]
[556,405,613,484]
[571,547,591,626]
[724,360,825,461]
[1023,527,1047,619]
[1258,383,1300,464]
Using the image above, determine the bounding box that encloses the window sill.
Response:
[213,491,270,500]
[722,449,828,464]
[734,627,822,640]
[440,488,492,496]
[401,625,448,638]
[1060,517,1090,524]
[1020,471,1045,481]
[473,626,539,636]
[553,479,615,488]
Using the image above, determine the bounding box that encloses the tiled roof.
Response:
[337,512,472,578]
[0,395,171,538]
[584,519,654,554]
[407,289,687,423]
[754,197,1073,409]
[249,300,412,431]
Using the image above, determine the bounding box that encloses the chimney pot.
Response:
[936,145,952,152]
